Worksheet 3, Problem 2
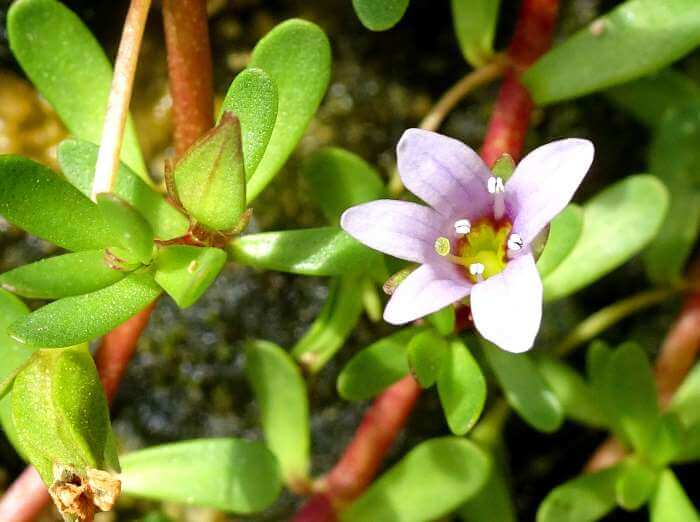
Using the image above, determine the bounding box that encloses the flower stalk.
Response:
[91,0,152,200]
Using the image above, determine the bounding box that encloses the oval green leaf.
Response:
[228,227,381,276]
[292,274,364,373]
[0,155,112,251]
[342,437,490,522]
[523,0,700,105]
[10,271,161,348]
[338,327,422,401]
[0,250,125,299]
[302,147,386,223]
[482,340,563,433]
[246,19,331,202]
[537,466,621,522]
[543,175,669,301]
[220,67,278,178]
[8,0,147,177]
[536,204,583,278]
[615,457,659,511]
[644,103,700,283]
[58,139,189,240]
[245,340,309,484]
[97,193,154,264]
[120,438,282,514]
[407,330,448,389]
[154,245,226,309]
[437,339,486,435]
[451,0,500,66]
[352,0,409,31]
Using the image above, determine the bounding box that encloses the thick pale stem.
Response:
[91,0,152,200]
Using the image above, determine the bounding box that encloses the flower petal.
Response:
[397,129,492,219]
[507,139,594,245]
[470,253,542,353]
[384,263,471,325]
[341,200,445,263]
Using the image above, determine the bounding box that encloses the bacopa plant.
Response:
[0,0,700,521]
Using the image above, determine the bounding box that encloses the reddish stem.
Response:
[295,2,560,520]
[162,0,215,155]
[0,1,214,520]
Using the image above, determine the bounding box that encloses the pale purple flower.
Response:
[341,129,594,353]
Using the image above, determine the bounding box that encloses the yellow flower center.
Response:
[457,221,511,282]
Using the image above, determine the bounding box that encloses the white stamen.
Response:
[488,175,506,220]
[469,262,485,282]
[507,233,524,252]
[454,219,471,235]
[434,237,451,256]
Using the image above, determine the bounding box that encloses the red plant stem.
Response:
[0,2,214,520]
[162,0,214,155]
[481,0,559,166]
[295,2,560,520]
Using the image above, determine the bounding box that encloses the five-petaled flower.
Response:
[341,129,594,353]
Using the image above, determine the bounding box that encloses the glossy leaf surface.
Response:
[120,438,282,513]
[523,0,700,105]
[58,139,189,240]
[10,271,161,348]
[338,327,422,401]
[303,147,386,223]
[154,246,226,308]
[247,19,331,201]
[7,0,146,177]
[483,341,563,433]
[536,204,583,278]
[228,227,380,276]
[451,0,500,66]
[352,0,409,31]
[543,175,669,301]
[0,155,111,251]
[0,250,124,299]
[407,330,448,388]
[342,437,489,522]
[245,340,309,483]
[220,67,278,178]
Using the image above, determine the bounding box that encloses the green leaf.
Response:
[154,246,226,309]
[351,0,409,31]
[120,438,282,514]
[302,147,386,223]
[342,437,489,522]
[600,343,660,455]
[0,250,124,299]
[536,357,606,428]
[426,305,456,337]
[8,0,147,177]
[12,345,118,484]
[246,19,331,201]
[0,290,36,459]
[586,340,613,384]
[537,205,583,278]
[650,470,700,522]
[451,0,500,66]
[292,275,364,372]
[97,193,154,264]
[537,466,621,522]
[543,175,669,301]
[407,330,448,388]
[523,0,700,105]
[338,327,422,401]
[669,361,700,427]
[245,340,309,484]
[643,103,700,283]
[58,139,189,240]
[0,155,112,251]
[228,227,381,276]
[173,113,246,231]
[220,68,278,178]
[606,69,700,129]
[483,340,563,433]
[648,414,684,466]
[10,271,161,348]
[437,339,486,435]
[615,457,659,510]
[458,454,515,522]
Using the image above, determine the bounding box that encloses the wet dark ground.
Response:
[0,0,698,520]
